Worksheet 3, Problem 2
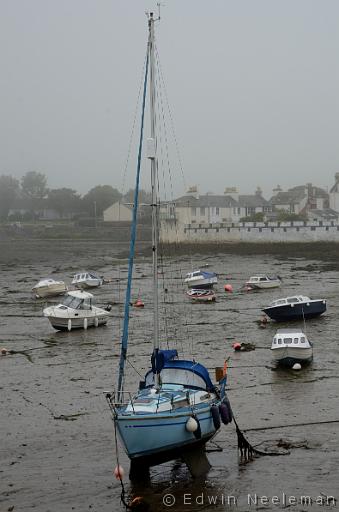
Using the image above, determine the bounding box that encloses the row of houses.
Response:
[158,174,339,226]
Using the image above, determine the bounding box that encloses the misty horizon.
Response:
[1,1,338,199]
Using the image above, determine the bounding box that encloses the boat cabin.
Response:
[59,291,94,310]
[248,275,275,283]
[269,296,311,307]
[73,272,98,282]
[271,330,311,349]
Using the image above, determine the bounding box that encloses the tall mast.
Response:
[147,12,160,388]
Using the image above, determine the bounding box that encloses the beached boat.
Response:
[186,288,216,302]
[106,12,231,473]
[245,275,281,290]
[184,270,218,289]
[271,329,313,367]
[32,278,67,298]
[71,272,103,289]
[263,295,326,322]
[43,290,110,331]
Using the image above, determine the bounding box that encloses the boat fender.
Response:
[186,416,198,432]
[94,317,99,327]
[67,319,72,331]
[211,405,221,430]
[84,318,88,330]
[222,397,233,422]
[219,403,230,424]
[192,415,202,439]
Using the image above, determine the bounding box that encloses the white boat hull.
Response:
[33,283,67,298]
[185,276,218,289]
[247,280,281,289]
[271,346,313,366]
[43,306,110,331]
[73,280,102,289]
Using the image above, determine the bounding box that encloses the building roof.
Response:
[308,208,339,220]
[174,194,238,208]
[238,194,269,207]
[270,184,328,205]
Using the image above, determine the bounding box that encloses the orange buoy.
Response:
[224,284,233,293]
[113,464,125,480]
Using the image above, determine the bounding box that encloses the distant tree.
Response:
[240,212,265,222]
[122,188,152,204]
[0,175,19,220]
[21,171,48,200]
[82,185,122,216]
[47,188,82,218]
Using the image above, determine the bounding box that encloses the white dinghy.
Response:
[32,278,67,298]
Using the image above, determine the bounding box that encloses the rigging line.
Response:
[242,418,339,432]
[154,50,193,359]
[117,50,150,400]
[155,55,188,352]
[155,47,187,191]
[120,48,148,196]
[125,357,144,378]
[154,49,173,205]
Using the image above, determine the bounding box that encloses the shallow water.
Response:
[0,240,338,511]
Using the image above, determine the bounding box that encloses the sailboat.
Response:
[106,11,231,474]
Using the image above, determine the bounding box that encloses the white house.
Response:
[329,173,339,212]
[103,202,132,222]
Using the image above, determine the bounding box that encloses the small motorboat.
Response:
[263,295,326,322]
[43,290,110,331]
[186,288,216,302]
[271,329,313,367]
[245,275,281,290]
[32,278,67,298]
[184,270,218,289]
[72,272,103,289]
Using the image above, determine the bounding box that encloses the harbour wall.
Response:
[160,220,339,243]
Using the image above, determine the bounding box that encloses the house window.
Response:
[216,207,219,215]
[191,207,196,216]
[238,208,241,214]
[200,207,205,216]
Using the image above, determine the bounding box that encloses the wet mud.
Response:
[0,240,338,511]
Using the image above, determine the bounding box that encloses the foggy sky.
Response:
[1,0,339,199]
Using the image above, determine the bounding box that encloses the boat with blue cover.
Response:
[185,270,218,289]
[106,11,231,472]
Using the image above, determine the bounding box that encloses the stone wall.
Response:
[160,220,339,243]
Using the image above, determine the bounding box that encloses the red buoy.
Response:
[113,465,125,480]
[224,284,233,293]
[232,342,241,351]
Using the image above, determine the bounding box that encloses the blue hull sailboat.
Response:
[106,11,231,474]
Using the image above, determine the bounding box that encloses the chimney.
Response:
[187,185,199,199]
[272,185,282,194]
[224,187,239,202]
[335,172,339,183]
